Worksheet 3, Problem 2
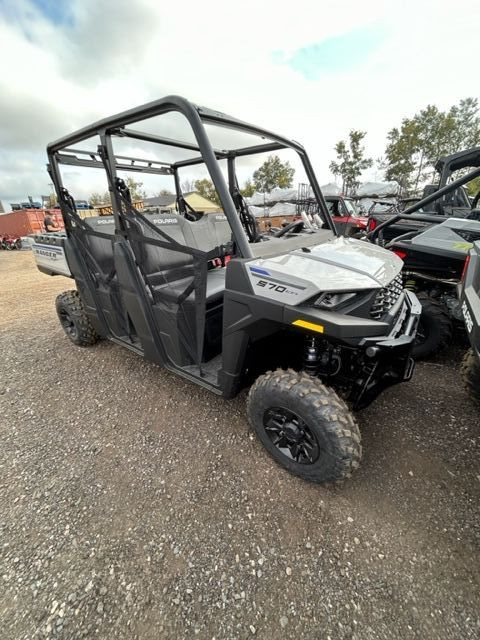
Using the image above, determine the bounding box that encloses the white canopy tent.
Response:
[356,181,400,198]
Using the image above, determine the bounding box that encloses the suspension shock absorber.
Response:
[404,277,417,292]
[303,336,321,376]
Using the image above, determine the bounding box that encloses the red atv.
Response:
[0,234,22,250]
[324,195,368,237]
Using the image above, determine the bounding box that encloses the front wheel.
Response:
[412,293,452,359]
[461,349,480,406]
[55,290,99,346]
[247,369,362,484]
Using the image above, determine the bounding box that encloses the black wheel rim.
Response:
[263,407,320,465]
[59,309,77,339]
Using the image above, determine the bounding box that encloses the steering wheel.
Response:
[273,220,304,238]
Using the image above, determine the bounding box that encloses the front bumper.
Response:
[349,290,421,409]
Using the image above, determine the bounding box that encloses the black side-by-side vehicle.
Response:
[33,96,421,484]
[459,241,480,405]
[367,165,480,358]
[366,147,480,246]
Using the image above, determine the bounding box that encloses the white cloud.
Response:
[0,0,478,208]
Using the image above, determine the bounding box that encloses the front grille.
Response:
[370,273,403,320]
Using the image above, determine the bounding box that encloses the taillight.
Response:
[367,218,377,231]
[393,249,407,260]
[461,254,471,282]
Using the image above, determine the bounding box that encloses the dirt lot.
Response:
[0,251,479,640]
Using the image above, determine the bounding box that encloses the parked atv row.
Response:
[366,147,480,245]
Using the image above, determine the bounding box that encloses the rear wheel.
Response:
[412,293,452,359]
[461,349,480,406]
[247,369,362,484]
[55,290,99,346]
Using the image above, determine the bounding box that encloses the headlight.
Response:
[314,291,358,310]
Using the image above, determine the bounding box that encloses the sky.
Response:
[0,0,478,210]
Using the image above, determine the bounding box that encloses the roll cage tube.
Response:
[436,147,480,188]
[47,95,338,246]
[367,165,480,241]
[172,167,199,221]
[227,155,261,243]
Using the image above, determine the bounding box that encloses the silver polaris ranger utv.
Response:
[33,96,420,483]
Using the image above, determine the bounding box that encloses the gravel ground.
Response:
[1,251,479,640]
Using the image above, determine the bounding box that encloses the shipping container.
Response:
[0,209,65,237]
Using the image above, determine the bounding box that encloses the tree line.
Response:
[330,97,480,196]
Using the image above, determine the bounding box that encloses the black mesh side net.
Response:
[57,188,131,337]
[114,178,223,374]
[57,171,225,374]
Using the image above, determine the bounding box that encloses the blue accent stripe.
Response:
[249,266,270,276]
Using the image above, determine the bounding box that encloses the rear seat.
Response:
[142,212,231,252]
[206,213,232,248]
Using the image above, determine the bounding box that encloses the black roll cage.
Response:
[47,95,337,258]
[436,147,480,188]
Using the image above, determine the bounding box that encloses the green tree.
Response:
[240,179,256,197]
[181,179,196,193]
[47,192,58,208]
[90,177,146,205]
[125,176,147,201]
[252,155,295,193]
[384,98,480,194]
[89,191,111,206]
[384,118,422,193]
[329,130,373,195]
[194,178,221,205]
[467,176,480,197]
[155,189,174,196]
[447,98,480,151]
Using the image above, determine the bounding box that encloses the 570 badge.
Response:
[256,279,299,297]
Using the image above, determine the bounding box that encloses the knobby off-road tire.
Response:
[55,290,99,347]
[247,369,362,484]
[412,293,452,359]
[461,349,480,406]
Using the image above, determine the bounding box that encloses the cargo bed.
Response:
[30,232,72,277]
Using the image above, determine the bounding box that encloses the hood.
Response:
[409,217,480,258]
[246,236,403,305]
